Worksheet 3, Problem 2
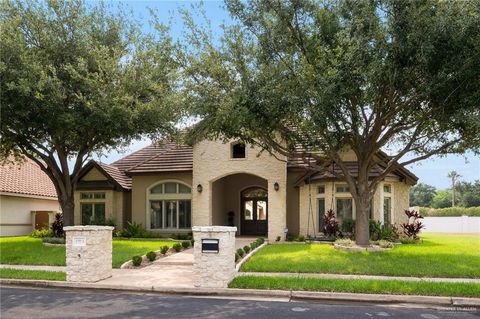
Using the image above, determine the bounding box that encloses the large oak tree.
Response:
[180,0,480,244]
[1,0,179,225]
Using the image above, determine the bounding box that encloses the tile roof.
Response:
[97,162,132,189]
[0,157,58,199]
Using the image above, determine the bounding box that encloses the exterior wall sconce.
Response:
[274,182,280,191]
[197,184,203,193]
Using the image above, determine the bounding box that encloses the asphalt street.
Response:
[0,286,478,319]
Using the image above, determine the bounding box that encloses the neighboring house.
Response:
[0,157,60,236]
[75,138,417,241]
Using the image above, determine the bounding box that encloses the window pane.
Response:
[94,204,105,224]
[179,200,191,228]
[384,197,391,224]
[164,183,177,194]
[257,201,267,220]
[317,186,325,194]
[384,185,391,193]
[150,201,163,229]
[336,185,350,193]
[80,193,93,199]
[178,184,191,194]
[93,193,106,199]
[150,185,163,194]
[244,200,253,220]
[165,200,177,228]
[232,143,246,158]
[318,199,325,232]
[336,198,353,220]
[81,204,93,225]
[242,188,267,198]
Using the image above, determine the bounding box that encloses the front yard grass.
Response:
[0,236,176,268]
[229,275,480,298]
[0,268,66,281]
[241,234,480,278]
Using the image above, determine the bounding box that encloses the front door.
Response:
[241,187,268,236]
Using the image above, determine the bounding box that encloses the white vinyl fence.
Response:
[421,216,480,233]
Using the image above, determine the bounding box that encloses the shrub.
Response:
[324,209,339,237]
[119,222,146,238]
[181,241,190,249]
[401,210,425,240]
[30,228,53,238]
[237,248,244,257]
[50,213,64,237]
[377,240,394,249]
[191,239,195,247]
[369,220,382,241]
[160,245,169,254]
[341,218,355,234]
[297,235,305,242]
[235,252,240,262]
[172,243,182,252]
[420,206,480,217]
[243,245,251,254]
[146,251,157,262]
[400,237,420,245]
[256,237,265,245]
[286,233,295,241]
[379,224,399,242]
[132,255,142,267]
[275,236,281,242]
[250,242,257,250]
[42,237,65,245]
[335,238,355,246]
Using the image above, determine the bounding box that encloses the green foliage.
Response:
[132,256,142,267]
[275,236,281,242]
[160,245,169,254]
[118,222,161,238]
[297,235,305,242]
[42,237,65,245]
[285,233,295,242]
[341,219,356,234]
[235,252,240,262]
[0,0,179,224]
[421,206,480,217]
[50,213,64,238]
[30,228,53,238]
[243,245,251,254]
[181,241,190,249]
[400,237,420,245]
[432,191,452,208]
[0,269,66,281]
[237,248,245,257]
[172,243,182,252]
[250,242,257,250]
[146,251,157,262]
[377,240,394,249]
[256,237,265,245]
[456,181,480,208]
[410,183,437,207]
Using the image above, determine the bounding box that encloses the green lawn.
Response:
[241,234,480,278]
[229,275,480,298]
[0,268,66,281]
[0,236,176,268]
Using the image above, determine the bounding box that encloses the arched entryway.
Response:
[241,187,268,236]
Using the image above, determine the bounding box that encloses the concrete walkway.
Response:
[0,264,66,272]
[237,271,480,283]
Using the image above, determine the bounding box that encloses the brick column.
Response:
[64,226,113,282]
[192,226,237,288]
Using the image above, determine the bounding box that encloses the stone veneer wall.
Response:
[192,226,237,288]
[192,139,287,242]
[64,226,113,282]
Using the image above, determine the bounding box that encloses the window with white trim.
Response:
[148,182,192,230]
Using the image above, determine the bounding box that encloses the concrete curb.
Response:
[1,278,479,309]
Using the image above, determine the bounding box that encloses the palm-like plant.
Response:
[447,171,462,207]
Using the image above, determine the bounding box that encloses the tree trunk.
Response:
[354,194,371,246]
[59,195,75,226]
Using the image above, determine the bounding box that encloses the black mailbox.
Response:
[202,239,219,253]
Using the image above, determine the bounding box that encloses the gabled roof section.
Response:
[0,157,58,199]
[78,160,131,190]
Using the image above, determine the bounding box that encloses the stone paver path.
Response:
[237,271,480,283]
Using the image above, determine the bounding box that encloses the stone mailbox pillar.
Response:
[192,226,237,288]
[64,226,113,282]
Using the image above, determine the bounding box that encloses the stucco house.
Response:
[0,157,60,236]
[75,138,417,242]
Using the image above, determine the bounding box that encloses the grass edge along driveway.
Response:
[0,268,66,281]
[240,234,480,278]
[0,236,176,268]
[229,275,480,298]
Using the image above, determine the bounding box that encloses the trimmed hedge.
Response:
[420,206,480,217]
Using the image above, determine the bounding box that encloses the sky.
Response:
[90,0,480,190]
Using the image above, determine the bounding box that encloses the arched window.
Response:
[148,182,191,230]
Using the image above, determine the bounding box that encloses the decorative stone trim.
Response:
[334,243,393,252]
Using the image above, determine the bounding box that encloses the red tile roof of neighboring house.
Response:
[0,157,58,199]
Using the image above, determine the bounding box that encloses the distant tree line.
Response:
[410,181,480,208]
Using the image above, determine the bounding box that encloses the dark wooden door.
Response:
[35,211,49,230]
[240,188,268,236]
